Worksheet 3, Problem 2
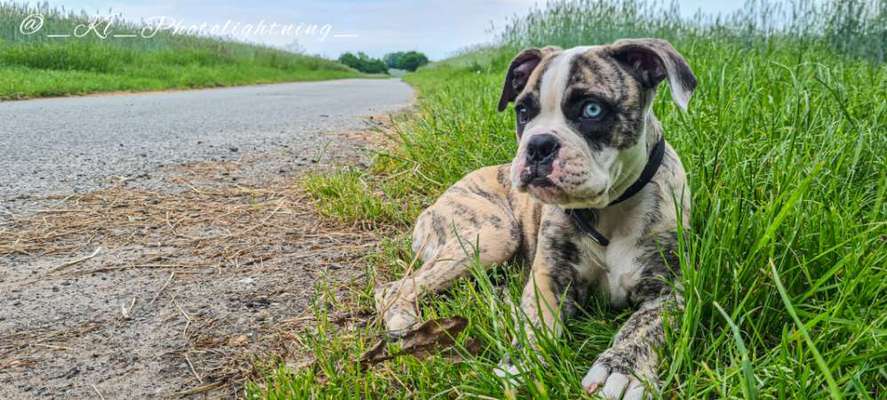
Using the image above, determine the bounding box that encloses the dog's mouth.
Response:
[514,156,607,205]
[518,172,611,207]
[518,174,567,203]
[526,176,555,187]
[517,170,557,191]
[518,161,556,187]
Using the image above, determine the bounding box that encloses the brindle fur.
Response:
[374,38,695,400]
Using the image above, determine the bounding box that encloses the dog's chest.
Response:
[572,217,647,308]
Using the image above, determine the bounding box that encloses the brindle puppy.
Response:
[375,38,695,400]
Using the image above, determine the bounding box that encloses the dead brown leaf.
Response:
[359,316,479,370]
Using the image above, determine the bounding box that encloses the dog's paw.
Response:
[493,346,548,387]
[493,356,523,386]
[581,346,658,400]
[374,281,420,336]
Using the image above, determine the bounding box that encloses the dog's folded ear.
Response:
[497,47,557,112]
[609,38,697,111]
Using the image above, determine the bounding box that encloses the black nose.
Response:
[526,134,560,164]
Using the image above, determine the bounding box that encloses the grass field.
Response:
[251,0,885,398]
[0,2,359,99]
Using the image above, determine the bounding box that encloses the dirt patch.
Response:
[0,127,391,399]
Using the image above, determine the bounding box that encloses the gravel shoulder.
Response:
[0,79,412,399]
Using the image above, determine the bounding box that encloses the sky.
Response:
[43,0,746,60]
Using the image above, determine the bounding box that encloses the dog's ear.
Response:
[609,38,697,110]
[497,48,547,112]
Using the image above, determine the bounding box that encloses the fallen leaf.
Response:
[359,338,393,368]
[359,316,473,369]
[443,338,483,363]
[399,316,468,358]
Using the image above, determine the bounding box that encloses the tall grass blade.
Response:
[770,260,843,400]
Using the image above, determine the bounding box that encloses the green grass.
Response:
[254,0,885,398]
[302,169,417,228]
[0,2,360,99]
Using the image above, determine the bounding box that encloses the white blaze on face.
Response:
[512,51,571,189]
[531,46,595,135]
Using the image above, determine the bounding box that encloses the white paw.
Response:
[581,362,654,400]
[384,311,419,337]
[374,281,419,335]
[493,358,523,386]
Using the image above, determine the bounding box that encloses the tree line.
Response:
[338,50,429,74]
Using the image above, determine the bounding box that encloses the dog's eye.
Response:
[581,101,604,120]
[516,106,529,125]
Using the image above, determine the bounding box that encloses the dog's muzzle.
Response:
[520,133,560,186]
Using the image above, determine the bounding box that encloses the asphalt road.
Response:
[0,79,413,202]
[0,79,413,398]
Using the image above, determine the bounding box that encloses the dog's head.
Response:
[498,39,696,208]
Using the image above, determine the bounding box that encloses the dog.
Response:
[374,38,695,399]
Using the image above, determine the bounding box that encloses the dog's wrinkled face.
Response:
[498,39,696,208]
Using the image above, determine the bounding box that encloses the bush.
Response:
[383,51,429,71]
[337,52,388,74]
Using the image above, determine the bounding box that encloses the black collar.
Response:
[566,136,666,246]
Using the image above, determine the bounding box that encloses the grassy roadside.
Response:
[0,3,360,100]
[251,1,885,399]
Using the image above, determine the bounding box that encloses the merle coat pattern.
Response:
[375,38,695,400]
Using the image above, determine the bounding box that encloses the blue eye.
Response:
[582,101,604,119]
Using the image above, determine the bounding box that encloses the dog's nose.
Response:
[526,134,560,164]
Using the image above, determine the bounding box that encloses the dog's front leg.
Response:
[582,232,683,400]
[496,218,587,379]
